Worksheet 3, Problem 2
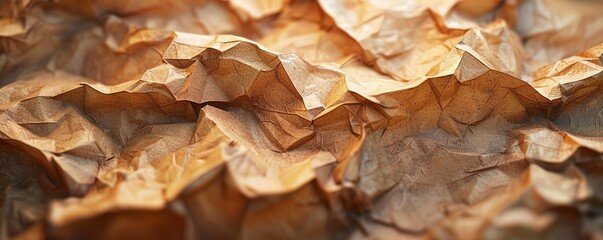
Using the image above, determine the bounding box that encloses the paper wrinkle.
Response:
[2,0,603,239]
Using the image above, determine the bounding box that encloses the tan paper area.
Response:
[2,0,603,239]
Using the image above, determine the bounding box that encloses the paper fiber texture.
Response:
[1,0,603,239]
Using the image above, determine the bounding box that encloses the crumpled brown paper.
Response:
[1,0,603,239]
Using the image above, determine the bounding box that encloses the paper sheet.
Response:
[2,0,603,239]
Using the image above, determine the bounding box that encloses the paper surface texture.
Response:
[1,0,603,239]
